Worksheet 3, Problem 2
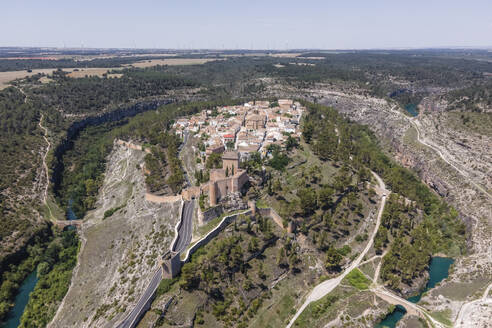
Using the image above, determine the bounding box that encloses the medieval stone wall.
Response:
[115,139,151,153]
[182,209,252,263]
[258,207,284,229]
[199,206,224,225]
[145,193,182,203]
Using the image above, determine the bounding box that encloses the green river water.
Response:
[404,104,419,117]
[1,271,38,328]
[376,257,454,328]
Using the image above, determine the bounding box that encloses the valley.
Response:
[0,48,490,328]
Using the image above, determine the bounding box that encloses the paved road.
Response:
[286,171,388,328]
[172,200,194,253]
[116,267,163,328]
[115,200,194,328]
[116,186,194,328]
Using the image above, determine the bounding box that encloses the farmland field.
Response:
[127,58,220,67]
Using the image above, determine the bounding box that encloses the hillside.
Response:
[134,101,465,328]
[0,49,490,327]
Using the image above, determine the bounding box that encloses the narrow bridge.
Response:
[371,287,445,328]
[372,288,421,317]
[53,220,83,229]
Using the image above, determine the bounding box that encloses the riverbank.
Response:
[377,257,454,327]
[2,271,38,328]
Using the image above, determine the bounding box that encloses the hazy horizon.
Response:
[1,0,491,49]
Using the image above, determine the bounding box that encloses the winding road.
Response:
[115,200,195,328]
[115,268,163,328]
[116,136,196,328]
[172,200,195,253]
[371,286,445,328]
[116,200,194,328]
[286,171,389,328]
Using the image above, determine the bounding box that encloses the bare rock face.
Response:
[302,85,491,326]
[391,141,450,197]
[49,143,180,328]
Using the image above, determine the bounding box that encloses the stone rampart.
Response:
[181,186,201,200]
[116,139,152,154]
[182,209,252,262]
[199,206,224,225]
[161,251,182,279]
[258,207,285,229]
[145,193,182,203]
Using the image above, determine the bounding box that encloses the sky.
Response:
[1,0,491,49]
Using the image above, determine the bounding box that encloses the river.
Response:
[376,257,454,327]
[404,104,419,117]
[1,271,38,328]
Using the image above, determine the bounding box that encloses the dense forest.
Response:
[0,55,184,72]
[30,69,196,114]
[19,230,79,327]
[446,80,492,111]
[56,122,121,219]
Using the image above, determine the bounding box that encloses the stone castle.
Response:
[118,139,249,208]
[208,151,249,206]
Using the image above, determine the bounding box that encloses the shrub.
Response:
[345,269,371,290]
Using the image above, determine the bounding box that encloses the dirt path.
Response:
[286,171,389,328]
[18,85,52,208]
[388,105,492,200]
[367,249,447,328]
[371,287,446,328]
[19,82,56,220]
[38,113,51,204]
[455,283,492,327]
[372,250,388,284]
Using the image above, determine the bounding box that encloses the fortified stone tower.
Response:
[161,251,181,279]
[209,181,217,207]
[222,151,239,174]
[248,200,256,216]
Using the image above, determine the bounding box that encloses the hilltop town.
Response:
[169,99,304,209]
[173,99,304,158]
